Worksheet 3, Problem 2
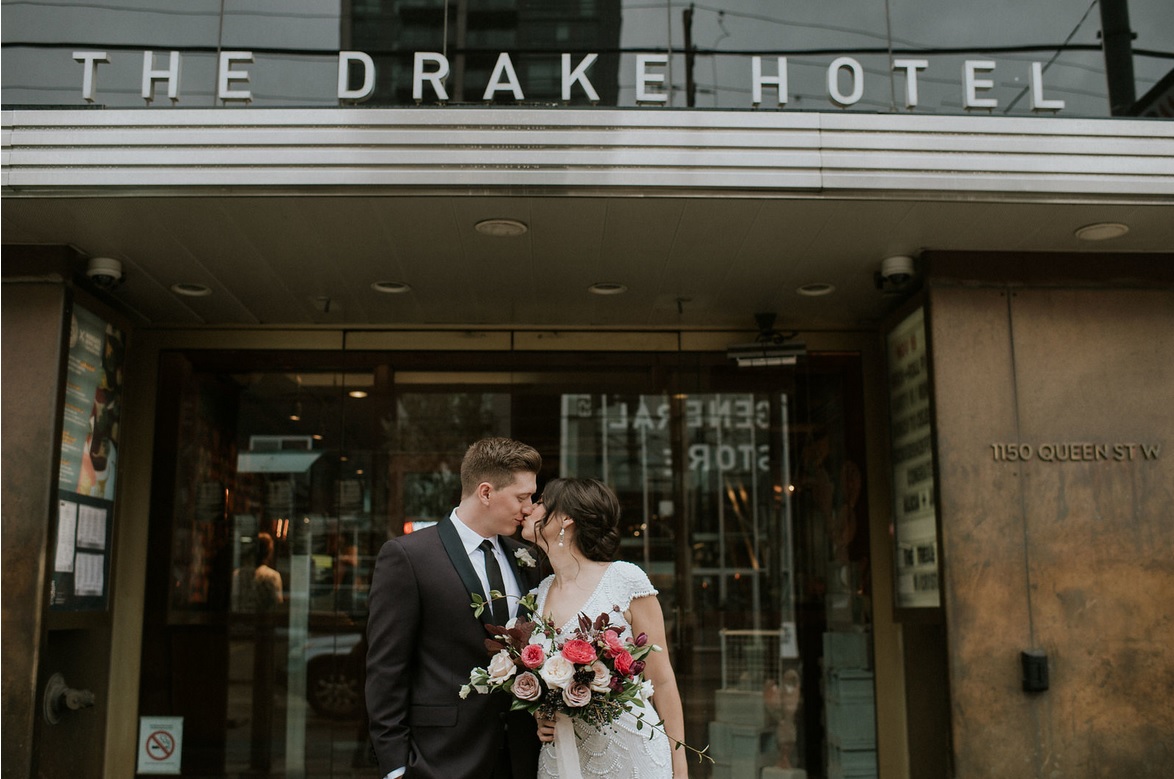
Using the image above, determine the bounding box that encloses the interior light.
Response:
[171,283,212,297]
[474,218,528,237]
[371,280,412,294]
[797,282,835,297]
[1074,222,1129,241]
[588,282,628,295]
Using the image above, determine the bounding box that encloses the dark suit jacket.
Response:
[366,515,542,779]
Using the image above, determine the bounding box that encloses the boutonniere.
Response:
[514,548,537,568]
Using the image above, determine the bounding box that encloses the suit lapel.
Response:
[438,515,494,627]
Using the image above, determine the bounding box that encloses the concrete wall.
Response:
[1,278,68,779]
[928,275,1174,777]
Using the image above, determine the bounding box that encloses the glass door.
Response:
[145,351,873,778]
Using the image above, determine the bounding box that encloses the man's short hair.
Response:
[460,437,542,496]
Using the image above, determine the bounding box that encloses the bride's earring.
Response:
[558,527,565,547]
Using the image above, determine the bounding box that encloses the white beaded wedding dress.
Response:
[534,560,673,779]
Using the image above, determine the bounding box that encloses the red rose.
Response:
[561,639,598,665]
[613,649,634,676]
[602,629,625,656]
[521,644,546,669]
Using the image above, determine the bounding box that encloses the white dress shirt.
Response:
[450,508,523,620]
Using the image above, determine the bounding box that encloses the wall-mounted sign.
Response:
[69,49,1068,113]
[51,304,125,611]
[137,716,183,775]
[885,306,941,610]
[990,442,1161,462]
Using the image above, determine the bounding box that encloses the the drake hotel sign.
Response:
[71,50,1071,111]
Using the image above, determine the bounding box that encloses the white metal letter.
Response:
[751,56,788,107]
[893,58,928,108]
[963,60,997,109]
[413,52,450,102]
[636,54,669,104]
[483,53,524,100]
[141,50,181,103]
[73,51,109,103]
[1030,62,1065,112]
[218,51,254,102]
[338,51,375,102]
[562,53,599,102]
[827,57,863,107]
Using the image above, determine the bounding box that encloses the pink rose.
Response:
[602,629,625,655]
[561,639,597,665]
[562,682,592,708]
[614,649,634,677]
[588,661,612,693]
[512,672,541,701]
[521,643,546,669]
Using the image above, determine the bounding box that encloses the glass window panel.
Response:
[149,350,873,777]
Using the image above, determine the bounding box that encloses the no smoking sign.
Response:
[137,717,183,774]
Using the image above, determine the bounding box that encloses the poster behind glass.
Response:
[51,304,125,610]
[886,306,941,609]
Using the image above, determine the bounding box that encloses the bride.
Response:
[521,477,688,779]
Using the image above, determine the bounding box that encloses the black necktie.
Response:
[479,540,509,625]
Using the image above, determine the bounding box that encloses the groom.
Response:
[366,437,544,779]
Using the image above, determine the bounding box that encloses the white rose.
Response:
[539,654,575,690]
[639,679,655,701]
[487,650,518,685]
[589,660,612,693]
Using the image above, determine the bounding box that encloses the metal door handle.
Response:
[43,672,96,724]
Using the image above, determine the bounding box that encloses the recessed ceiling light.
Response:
[348,390,368,399]
[797,282,836,297]
[171,282,212,297]
[588,282,628,295]
[474,218,528,237]
[371,280,412,294]
[1074,222,1129,241]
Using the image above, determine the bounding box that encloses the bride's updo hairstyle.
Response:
[540,477,622,562]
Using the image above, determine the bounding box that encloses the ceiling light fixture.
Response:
[1074,222,1129,241]
[588,282,628,295]
[797,282,836,297]
[474,218,528,237]
[727,313,807,367]
[171,282,212,297]
[371,281,412,294]
[348,390,368,399]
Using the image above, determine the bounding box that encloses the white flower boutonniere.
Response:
[514,548,537,568]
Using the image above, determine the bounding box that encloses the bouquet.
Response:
[463,594,658,731]
[465,592,713,771]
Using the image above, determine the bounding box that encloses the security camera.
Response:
[85,257,123,289]
[880,255,915,284]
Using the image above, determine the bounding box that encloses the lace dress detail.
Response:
[534,561,672,779]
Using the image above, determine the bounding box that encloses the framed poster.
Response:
[885,304,942,611]
[51,304,125,611]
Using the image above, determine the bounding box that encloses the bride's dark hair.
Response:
[539,477,622,562]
